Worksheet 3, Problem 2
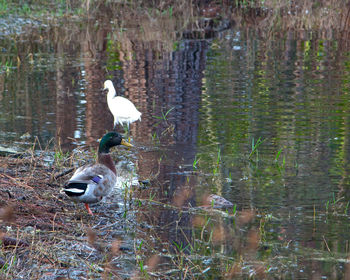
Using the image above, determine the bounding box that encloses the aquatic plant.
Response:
[152,106,174,125]
[213,147,221,175]
[274,147,286,174]
[249,137,263,160]
[192,155,200,170]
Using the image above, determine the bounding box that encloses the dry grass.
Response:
[94,0,350,42]
[232,0,350,39]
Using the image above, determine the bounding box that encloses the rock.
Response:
[0,145,23,157]
[201,194,234,209]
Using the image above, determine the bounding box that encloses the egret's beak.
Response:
[121,139,133,148]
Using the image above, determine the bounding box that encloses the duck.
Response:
[62,131,133,215]
[103,80,142,129]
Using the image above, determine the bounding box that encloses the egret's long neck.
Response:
[107,86,116,102]
[98,153,116,174]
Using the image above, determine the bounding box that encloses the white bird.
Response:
[103,80,142,129]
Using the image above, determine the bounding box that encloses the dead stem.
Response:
[0,173,35,191]
[53,167,75,180]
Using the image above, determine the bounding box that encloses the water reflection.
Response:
[130,40,208,258]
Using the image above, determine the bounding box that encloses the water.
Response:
[1,10,350,279]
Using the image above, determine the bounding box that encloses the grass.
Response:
[2,61,13,74]
[274,147,286,174]
[0,0,7,15]
[150,107,176,142]
[249,137,264,160]
[153,107,174,123]
[192,156,200,170]
[325,192,350,215]
[0,0,80,18]
[152,107,175,134]
[1,0,349,42]
[213,147,221,175]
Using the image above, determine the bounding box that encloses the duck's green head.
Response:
[99,132,133,153]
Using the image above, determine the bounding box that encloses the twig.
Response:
[323,235,331,253]
[53,168,74,180]
[0,173,35,191]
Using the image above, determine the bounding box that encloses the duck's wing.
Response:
[110,96,141,119]
[64,164,116,199]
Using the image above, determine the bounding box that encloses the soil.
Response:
[0,154,139,279]
[0,156,69,231]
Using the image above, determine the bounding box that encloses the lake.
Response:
[1,2,350,278]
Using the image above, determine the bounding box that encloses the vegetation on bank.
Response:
[0,0,349,34]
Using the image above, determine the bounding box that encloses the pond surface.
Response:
[1,6,350,279]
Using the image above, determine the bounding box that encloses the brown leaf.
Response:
[0,206,14,223]
[212,225,226,243]
[145,254,160,271]
[172,188,193,207]
[237,209,255,225]
[247,228,259,250]
[192,215,206,227]
[226,262,242,278]
[87,227,96,246]
[111,239,122,255]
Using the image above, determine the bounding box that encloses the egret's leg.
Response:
[123,124,129,136]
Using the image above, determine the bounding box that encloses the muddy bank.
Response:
[0,152,142,279]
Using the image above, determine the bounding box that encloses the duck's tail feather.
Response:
[63,183,87,197]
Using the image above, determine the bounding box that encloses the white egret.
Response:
[103,80,142,129]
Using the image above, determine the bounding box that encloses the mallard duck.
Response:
[62,132,133,215]
[103,80,142,129]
